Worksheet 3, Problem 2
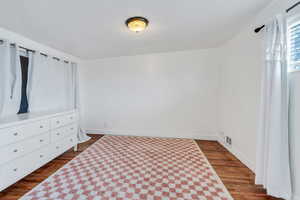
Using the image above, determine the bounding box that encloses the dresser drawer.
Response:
[35,146,51,165]
[51,116,67,129]
[0,120,50,147]
[65,113,77,124]
[51,124,77,142]
[50,113,77,129]
[0,133,50,165]
[51,126,68,142]
[66,123,78,136]
[51,134,77,157]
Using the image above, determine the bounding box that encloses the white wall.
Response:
[80,49,221,139]
[217,28,263,171]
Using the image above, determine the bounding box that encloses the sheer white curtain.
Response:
[28,53,90,143]
[256,14,292,199]
[71,63,90,143]
[29,53,71,112]
[0,40,22,118]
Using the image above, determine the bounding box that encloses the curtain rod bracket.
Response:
[255,25,265,33]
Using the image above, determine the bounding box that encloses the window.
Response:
[288,18,300,70]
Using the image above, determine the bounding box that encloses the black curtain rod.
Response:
[254,1,300,33]
[0,39,70,63]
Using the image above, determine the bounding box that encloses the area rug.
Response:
[21,135,233,200]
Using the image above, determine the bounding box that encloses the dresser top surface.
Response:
[0,109,77,129]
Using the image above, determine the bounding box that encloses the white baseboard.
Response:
[85,129,219,141]
[217,135,255,172]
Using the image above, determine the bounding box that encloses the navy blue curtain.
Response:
[18,56,29,114]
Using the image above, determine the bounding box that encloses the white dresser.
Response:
[0,110,78,191]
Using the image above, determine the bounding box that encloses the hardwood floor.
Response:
[196,140,281,200]
[0,134,280,200]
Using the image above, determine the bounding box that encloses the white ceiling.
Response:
[0,0,272,59]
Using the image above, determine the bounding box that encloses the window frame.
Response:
[287,14,300,72]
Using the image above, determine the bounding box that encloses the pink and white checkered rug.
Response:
[21,135,233,200]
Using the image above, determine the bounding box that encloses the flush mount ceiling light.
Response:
[126,16,149,33]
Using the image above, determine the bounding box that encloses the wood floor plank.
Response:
[0,134,280,200]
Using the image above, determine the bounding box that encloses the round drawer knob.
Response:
[56,121,60,124]
[13,149,18,153]
[40,125,44,128]
[40,155,44,158]
[13,168,18,172]
[13,132,18,136]
[56,146,59,149]
[56,133,60,136]
[40,139,44,142]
